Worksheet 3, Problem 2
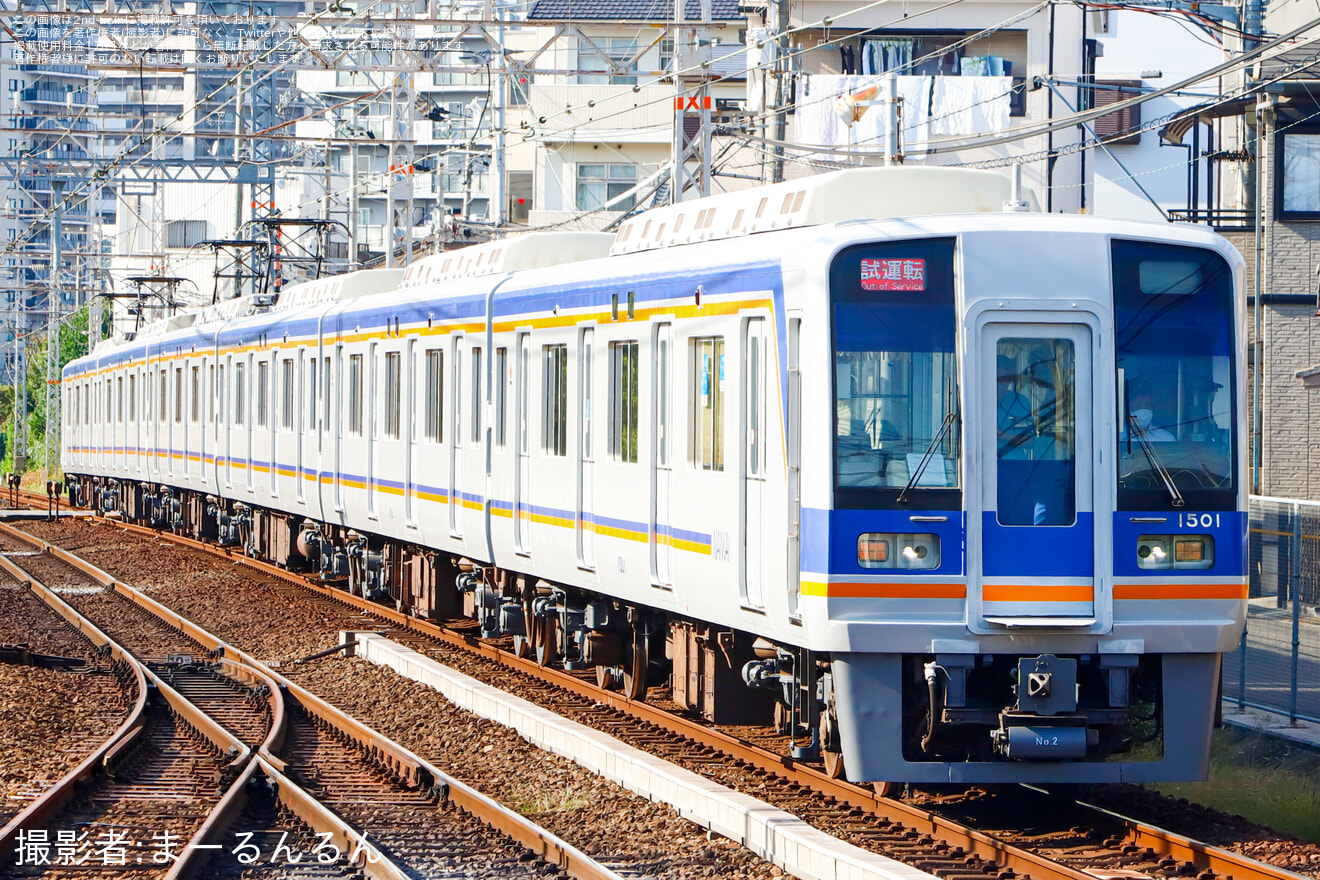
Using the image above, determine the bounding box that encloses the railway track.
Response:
[7,511,1315,880]
[0,520,624,880]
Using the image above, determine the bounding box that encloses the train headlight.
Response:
[1137,535,1214,570]
[858,533,940,570]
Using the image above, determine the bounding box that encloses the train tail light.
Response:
[1137,535,1214,570]
[858,533,940,570]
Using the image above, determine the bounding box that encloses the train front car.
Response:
[806,215,1247,784]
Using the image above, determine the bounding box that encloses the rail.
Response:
[0,519,625,880]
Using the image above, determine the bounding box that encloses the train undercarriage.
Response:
[67,473,1164,785]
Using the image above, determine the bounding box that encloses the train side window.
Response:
[323,356,331,433]
[84,384,90,426]
[495,347,508,447]
[542,343,568,457]
[609,340,639,463]
[257,361,269,428]
[191,366,201,424]
[216,366,224,425]
[174,367,183,424]
[424,349,443,442]
[128,374,136,421]
[348,354,364,436]
[281,358,295,431]
[308,358,317,431]
[691,336,725,471]
[385,351,402,440]
[471,347,482,444]
[158,369,167,423]
[117,376,124,423]
[234,363,245,427]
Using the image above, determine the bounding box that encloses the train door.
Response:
[786,316,802,620]
[367,342,378,517]
[577,327,595,569]
[405,337,418,527]
[449,333,464,537]
[245,354,254,492]
[224,356,233,489]
[650,322,672,587]
[975,323,1095,623]
[297,348,307,503]
[515,331,531,555]
[333,343,343,511]
[741,317,767,609]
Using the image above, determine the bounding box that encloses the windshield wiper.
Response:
[1126,414,1184,507]
[897,412,956,504]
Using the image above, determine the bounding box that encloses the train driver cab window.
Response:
[829,237,960,509]
[691,337,724,471]
[1112,240,1236,510]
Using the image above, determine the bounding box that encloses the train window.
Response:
[471,347,482,443]
[385,351,402,440]
[348,354,363,436]
[496,348,508,447]
[691,336,725,471]
[174,368,183,424]
[257,361,269,428]
[117,377,124,423]
[308,358,317,431]
[84,384,89,426]
[323,356,331,433]
[208,366,215,424]
[281,359,295,431]
[424,349,443,442]
[128,374,135,422]
[234,363,245,427]
[1112,240,1236,510]
[158,369,167,423]
[191,366,200,424]
[829,237,960,510]
[543,344,568,457]
[996,339,1076,526]
[610,340,639,463]
[217,366,224,426]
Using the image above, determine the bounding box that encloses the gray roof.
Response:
[527,0,742,21]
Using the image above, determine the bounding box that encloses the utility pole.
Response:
[671,0,714,202]
[46,180,62,485]
[772,0,789,183]
[386,73,416,267]
[490,0,506,232]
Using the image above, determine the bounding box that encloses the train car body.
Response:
[62,166,1248,785]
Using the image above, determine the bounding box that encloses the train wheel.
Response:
[596,665,623,690]
[622,626,649,701]
[821,700,846,778]
[513,594,535,659]
[872,782,899,798]
[534,616,558,668]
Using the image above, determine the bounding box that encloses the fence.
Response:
[1221,495,1320,724]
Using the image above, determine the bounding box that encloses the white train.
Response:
[62,166,1248,785]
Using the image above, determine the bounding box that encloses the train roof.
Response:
[399,232,614,289]
[609,167,1023,256]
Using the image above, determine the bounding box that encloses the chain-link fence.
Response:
[1221,496,1320,724]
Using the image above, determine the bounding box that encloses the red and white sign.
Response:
[860,258,926,291]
